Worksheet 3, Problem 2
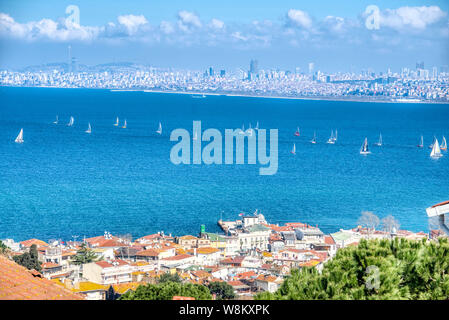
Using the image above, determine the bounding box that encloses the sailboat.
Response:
[440,136,447,151]
[334,130,338,142]
[156,122,162,135]
[360,138,371,155]
[326,130,335,144]
[417,135,424,148]
[374,133,383,146]
[15,128,24,143]
[291,143,296,155]
[294,127,300,137]
[122,119,127,129]
[114,117,119,126]
[430,138,443,158]
[255,121,259,131]
[429,136,437,149]
[310,131,317,144]
[67,116,74,127]
[85,123,92,134]
[53,116,58,124]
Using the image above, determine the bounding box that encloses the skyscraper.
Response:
[308,62,314,74]
[416,61,424,70]
[250,59,258,76]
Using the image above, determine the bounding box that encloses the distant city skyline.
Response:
[0,1,448,71]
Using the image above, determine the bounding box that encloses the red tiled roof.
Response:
[20,239,48,248]
[173,296,195,300]
[162,254,193,261]
[324,236,336,245]
[95,259,129,269]
[0,256,83,300]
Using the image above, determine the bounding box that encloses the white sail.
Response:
[85,123,92,134]
[375,133,382,146]
[114,117,119,126]
[122,119,127,128]
[418,135,423,147]
[311,131,317,144]
[333,130,338,141]
[360,138,371,155]
[255,121,259,130]
[15,128,24,143]
[327,130,335,144]
[291,143,296,154]
[67,116,74,127]
[440,136,447,150]
[53,116,58,124]
[431,138,443,158]
[156,122,162,134]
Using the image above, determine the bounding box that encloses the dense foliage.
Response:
[119,281,213,300]
[72,243,102,265]
[0,240,8,255]
[157,272,183,283]
[207,281,236,300]
[256,238,449,300]
[13,244,42,272]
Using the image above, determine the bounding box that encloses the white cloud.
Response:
[117,14,148,35]
[177,11,202,32]
[0,13,100,41]
[380,6,446,30]
[210,18,224,30]
[287,9,312,29]
[160,20,175,34]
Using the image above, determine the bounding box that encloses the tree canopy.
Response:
[207,281,236,300]
[119,281,212,300]
[13,244,41,272]
[71,243,102,265]
[255,238,449,300]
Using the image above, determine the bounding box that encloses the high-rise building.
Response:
[209,67,214,77]
[68,45,72,73]
[432,66,438,80]
[416,61,424,70]
[250,59,258,76]
[71,57,78,73]
[308,62,314,74]
[220,70,226,77]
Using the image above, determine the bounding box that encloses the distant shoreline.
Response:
[2,84,448,104]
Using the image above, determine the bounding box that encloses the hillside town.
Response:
[1,210,442,300]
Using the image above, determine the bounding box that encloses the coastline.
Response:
[2,84,448,104]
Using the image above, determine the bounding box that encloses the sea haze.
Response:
[0,87,448,241]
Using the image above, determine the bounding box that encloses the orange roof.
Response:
[20,239,48,248]
[136,249,162,257]
[179,235,198,240]
[173,296,195,300]
[111,282,144,294]
[95,259,129,269]
[42,262,60,269]
[0,256,83,300]
[324,236,336,245]
[192,247,219,255]
[431,200,449,208]
[162,254,194,261]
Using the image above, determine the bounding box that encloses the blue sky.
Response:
[1,0,448,72]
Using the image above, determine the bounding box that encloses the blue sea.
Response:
[0,87,448,242]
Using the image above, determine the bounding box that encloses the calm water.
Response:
[0,87,448,241]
